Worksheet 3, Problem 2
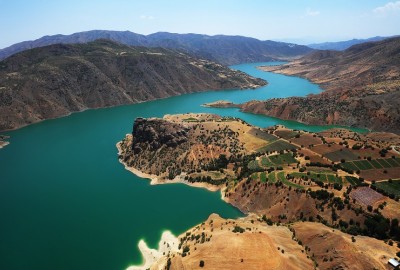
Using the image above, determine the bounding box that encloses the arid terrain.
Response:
[226,37,400,133]
[0,40,265,131]
[130,214,399,270]
[119,114,400,269]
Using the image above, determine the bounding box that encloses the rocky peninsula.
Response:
[118,113,400,269]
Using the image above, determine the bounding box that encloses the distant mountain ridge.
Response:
[238,37,400,133]
[0,30,313,65]
[0,39,265,131]
[308,36,394,51]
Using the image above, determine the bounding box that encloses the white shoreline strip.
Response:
[126,231,179,270]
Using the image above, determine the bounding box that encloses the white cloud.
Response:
[305,8,320,17]
[139,15,154,20]
[374,1,400,14]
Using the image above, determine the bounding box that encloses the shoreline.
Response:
[126,230,179,270]
[0,135,10,149]
[116,141,231,201]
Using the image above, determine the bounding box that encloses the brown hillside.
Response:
[241,37,400,133]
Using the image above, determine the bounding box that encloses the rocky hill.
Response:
[0,30,314,65]
[308,36,391,51]
[130,214,398,270]
[119,114,400,269]
[0,40,265,131]
[242,37,400,133]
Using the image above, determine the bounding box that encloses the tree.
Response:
[199,260,205,267]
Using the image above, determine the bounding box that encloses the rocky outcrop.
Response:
[132,118,189,153]
[0,39,266,131]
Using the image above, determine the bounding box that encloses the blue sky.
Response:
[1,0,400,48]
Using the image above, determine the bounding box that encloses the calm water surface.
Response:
[0,62,365,270]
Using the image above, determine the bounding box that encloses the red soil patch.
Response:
[359,167,400,181]
[310,144,344,155]
[291,134,323,147]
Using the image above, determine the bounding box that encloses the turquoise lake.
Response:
[0,62,366,270]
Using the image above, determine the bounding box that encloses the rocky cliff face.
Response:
[131,118,189,153]
[243,37,400,133]
[0,39,266,131]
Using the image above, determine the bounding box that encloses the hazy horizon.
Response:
[1,0,400,48]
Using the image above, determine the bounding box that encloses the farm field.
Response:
[350,187,384,206]
[324,148,359,162]
[360,167,400,181]
[291,134,323,147]
[277,171,304,189]
[341,157,400,172]
[375,180,400,197]
[274,129,299,140]
[248,128,278,142]
[345,176,362,186]
[257,139,298,153]
[312,144,343,155]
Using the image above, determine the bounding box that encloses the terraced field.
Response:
[375,180,400,197]
[341,157,400,172]
[257,140,298,153]
[324,149,359,162]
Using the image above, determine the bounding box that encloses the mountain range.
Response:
[0,30,313,65]
[239,37,400,133]
[0,39,265,131]
[307,36,392,51]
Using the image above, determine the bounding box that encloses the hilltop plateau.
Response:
[131,214,398,270]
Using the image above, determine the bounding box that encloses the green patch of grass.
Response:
[341,162,359,172]
[377,159,392,168]
[309,172,327,182]
[260,172,267,183]
[257,140,297,153]
[345,176,361,186]
[375,180,400,197]
[268,172,277,183]
[269,153,296,165]
[251,173,259,181]
[393,158,400,166]
[324,149,358,162]
[289,172,307,179]
[386,158,400,167]
[277,171,304,189]
[277,171,285,182]
[327,174,342,184]
[183,117,198,122]
[369,159,383,169]
[248,160,262,170]
[261,157,274,167]
[353,160,374,170]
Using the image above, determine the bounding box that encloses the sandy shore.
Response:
[126,230,179,270]
[0,141,9,149]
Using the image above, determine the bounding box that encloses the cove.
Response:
[0,62,365,270]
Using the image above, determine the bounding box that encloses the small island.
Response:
[118,113,400,269]
[201,100,239,108]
